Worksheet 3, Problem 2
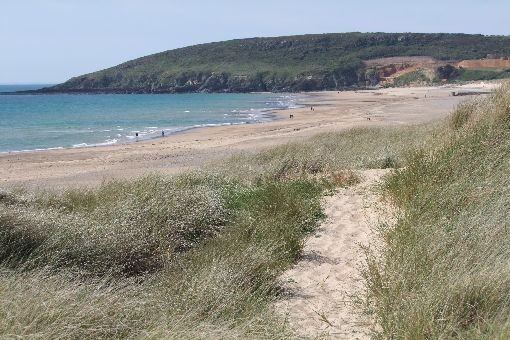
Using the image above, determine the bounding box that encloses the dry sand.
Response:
[277,169,392,339]
[0,82,498,189]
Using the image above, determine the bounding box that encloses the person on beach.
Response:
[162,130,165,137]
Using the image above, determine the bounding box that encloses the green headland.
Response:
[36,32,510,93]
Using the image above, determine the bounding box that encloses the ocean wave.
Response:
[0,146,65,154]
[72,139,118,148]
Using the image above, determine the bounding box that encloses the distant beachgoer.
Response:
[289,114,294,119]
[135,132,139,142]
[162,130,165,137]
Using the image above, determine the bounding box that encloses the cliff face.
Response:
[45,71,361,94]
[35,33,510,94]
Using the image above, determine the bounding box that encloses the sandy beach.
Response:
[0,82,499,188]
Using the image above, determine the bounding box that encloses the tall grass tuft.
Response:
[0,174,231,276]
[364,81,510,338]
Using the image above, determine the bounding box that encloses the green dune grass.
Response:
[364,82,510,338]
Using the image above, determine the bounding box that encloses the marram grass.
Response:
[0,176,324,338]
[364,82,510,339]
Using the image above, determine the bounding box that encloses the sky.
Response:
[1,0,509,84]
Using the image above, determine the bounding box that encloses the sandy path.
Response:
[277,169,391,339]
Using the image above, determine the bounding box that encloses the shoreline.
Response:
[0,82,501,189]
[0,112,284,156]
[0,93,306,155]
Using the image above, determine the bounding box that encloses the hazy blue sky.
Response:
[1,0,509,83]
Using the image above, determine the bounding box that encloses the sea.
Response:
[0,84,302,153]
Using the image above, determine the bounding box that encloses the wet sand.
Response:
[0,82,499,188]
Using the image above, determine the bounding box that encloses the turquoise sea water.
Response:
[0,85,301,152]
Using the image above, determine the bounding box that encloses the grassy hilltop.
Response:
[38,33,510,93]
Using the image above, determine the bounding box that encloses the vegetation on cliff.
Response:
[38,33,510,93]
